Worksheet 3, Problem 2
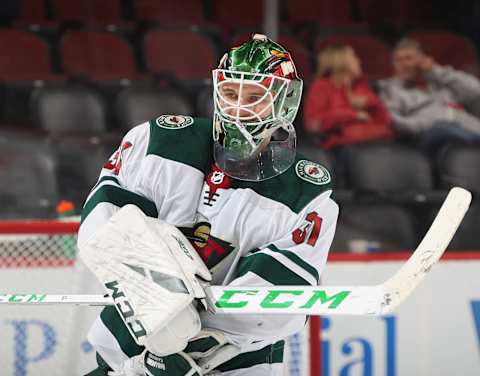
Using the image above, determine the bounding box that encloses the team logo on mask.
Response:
[156,115,194,129]
[295,160,331,185]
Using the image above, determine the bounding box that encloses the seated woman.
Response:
[304,44,392,149]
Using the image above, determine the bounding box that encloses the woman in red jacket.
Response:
[304,44,392,149]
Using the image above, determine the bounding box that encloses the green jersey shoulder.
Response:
[231,152,333,213]
[146,115,213,174]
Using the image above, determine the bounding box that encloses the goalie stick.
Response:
[0,187,471,316]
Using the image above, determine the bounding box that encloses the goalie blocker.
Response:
[79,204,213,356]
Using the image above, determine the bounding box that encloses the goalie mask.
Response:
[212,34,303,181]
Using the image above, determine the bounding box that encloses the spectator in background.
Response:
[304,44,392,150]
[379,38,480,154]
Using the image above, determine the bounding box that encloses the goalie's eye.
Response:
[221,89,238,101]
[247,95,263,103]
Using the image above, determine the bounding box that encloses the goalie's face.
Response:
[212,69,300,182]
[211,35,303,182]
[217,81,274,122]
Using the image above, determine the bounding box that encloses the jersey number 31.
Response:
[292,211,322,247]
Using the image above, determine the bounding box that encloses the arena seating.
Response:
[195,84,214,118]
[448,205,480,250]
[144,29,218,81]
[136,0,208,27]
[331,203,417,252]
[0,135,59,219]
[61,31,141,82]
[0,29,60,81]
[286,0,355,27]
[408,31,479,75]
[437,145,480,194]
[15,0,54,28]
[114,87,194,131]
[0,1,478,250]
[50,0,133,28]
[32,87,107,135]
[344,143,434,198]
[315,33,392,79]
[211,0,263,39]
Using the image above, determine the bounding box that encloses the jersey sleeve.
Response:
[200,190,339,352]
[78,116,212,247]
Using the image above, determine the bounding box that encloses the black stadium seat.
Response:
[449,205,480,250]
[49,140,113,208]
[437,145,480,194]
[115,87,194,131]
[345,143,434,199]
[32,87,107,135]
[296,145,334,171]
[0,136,59,219]
[195,85,214,118]
[331,203,416,252]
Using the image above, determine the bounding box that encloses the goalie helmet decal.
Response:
[212,34,303,182]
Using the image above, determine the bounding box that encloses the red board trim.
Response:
[0,221,80,234]
[327,251,480,261]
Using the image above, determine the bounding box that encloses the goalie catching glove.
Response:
[79,204,212,355]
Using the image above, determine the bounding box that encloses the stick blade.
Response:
[380,187,471,314]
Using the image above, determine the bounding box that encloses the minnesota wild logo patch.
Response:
[295,160,331,185]
[156,115,194,130]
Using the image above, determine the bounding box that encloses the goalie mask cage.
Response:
[0,220,321,376]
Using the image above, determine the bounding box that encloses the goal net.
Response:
[0,220,318,376]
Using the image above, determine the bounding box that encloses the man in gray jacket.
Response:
[379,38,480,152]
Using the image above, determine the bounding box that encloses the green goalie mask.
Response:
[212,34,303,181]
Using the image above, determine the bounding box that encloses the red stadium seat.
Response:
[144,30,217,81]
[286,0,353,26]
[61,31,140,81]
[407,31,479,75]
[51,0,132,27]
[211,0,263,38]
[232,33,313,80]
[15,0,56,27]
[358,0,433,30]
[0,30,60,81]
[315,34,392,79]
[136,0,208,27]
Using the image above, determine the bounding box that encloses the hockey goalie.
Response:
[78,34,339,376]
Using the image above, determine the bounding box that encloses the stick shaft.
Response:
[0,286,383,315]
[0,187,471,316]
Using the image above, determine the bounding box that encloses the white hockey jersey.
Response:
[78,115,339,374]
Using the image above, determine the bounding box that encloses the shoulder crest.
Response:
[155,115,194,130]
[295,159,331,186]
